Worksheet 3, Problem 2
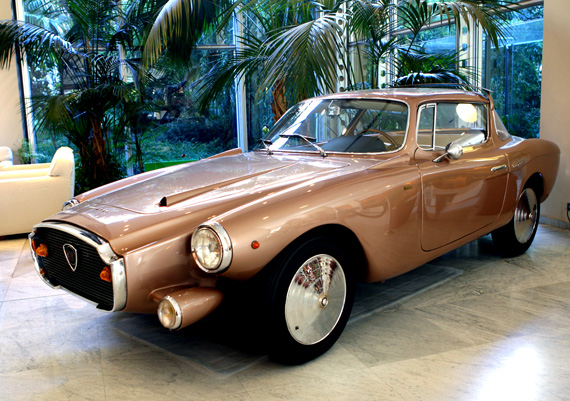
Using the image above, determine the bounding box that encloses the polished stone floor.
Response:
[1,224,570,401]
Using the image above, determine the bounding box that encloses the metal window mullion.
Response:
[432,104,437,150]
[233,9,247,151]
[13,0,34,154]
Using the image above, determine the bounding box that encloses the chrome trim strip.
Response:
[491,164,508,172]
[29,222,127,312]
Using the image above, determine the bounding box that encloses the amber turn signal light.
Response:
[100,266,112,283]
[36,243,48,257]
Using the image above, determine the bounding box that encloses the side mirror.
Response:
[433,142,463,163]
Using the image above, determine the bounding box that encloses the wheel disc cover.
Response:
[285,254,346,345]
[514,188,538,244]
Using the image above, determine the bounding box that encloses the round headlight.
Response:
[191,222,232,273]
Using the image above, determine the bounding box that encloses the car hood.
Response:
[49,151,408,253]
[73,152,372,215]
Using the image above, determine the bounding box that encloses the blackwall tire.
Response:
[492,186,540,257]
[264,238,355,364]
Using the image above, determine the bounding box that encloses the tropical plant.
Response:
[143,0,518,121]
[0,0,220,191]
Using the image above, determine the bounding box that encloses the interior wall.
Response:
[0,1,24,163]
[540,0,570,228]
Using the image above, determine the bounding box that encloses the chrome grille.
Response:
[36,226,115,310]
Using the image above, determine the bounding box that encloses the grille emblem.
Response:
[63,244,78,271]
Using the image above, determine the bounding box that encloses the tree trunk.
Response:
[89,116,107,181]
[270,79,288,122]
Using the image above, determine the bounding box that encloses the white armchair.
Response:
[0,147,75,236]
[0,146,13,169]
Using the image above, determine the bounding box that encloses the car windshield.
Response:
[258,99,409,154]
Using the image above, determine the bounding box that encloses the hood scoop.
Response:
[158,164,295,208]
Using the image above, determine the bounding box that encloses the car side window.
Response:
[418,104,436,150]
[494,110,511,140]
[417,102,488,150]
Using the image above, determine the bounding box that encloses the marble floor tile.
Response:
[340,307,501,367]
[3,270,64,302]
[1,224,569,401]
[370,342,567,401]
[0,237,26,261]
[0,320,102,374]
[0,364,107,401]
[0,257,17,280]
[235,344,367,392]
[0,292,98,333]
[0,280,8,303]
[12,246,35,277]
[245,368,406,401]
[100,348,247,401]
[208,393,254,401]
[414,291,570,342]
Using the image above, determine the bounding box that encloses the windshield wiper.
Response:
[257,138,273,154]
[279,133,327,157]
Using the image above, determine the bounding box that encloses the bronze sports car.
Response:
[29,88,560,363]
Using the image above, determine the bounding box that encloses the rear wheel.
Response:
[264,238,355,364]
[492,186,540,257]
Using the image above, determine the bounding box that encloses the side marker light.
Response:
[251,241,260,250]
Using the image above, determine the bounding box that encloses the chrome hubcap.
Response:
[514,188,538,244]
[285,254,346,345]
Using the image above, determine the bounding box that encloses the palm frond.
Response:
[0,19,78,68]
[143,0,217,66]
[258,13,345,103]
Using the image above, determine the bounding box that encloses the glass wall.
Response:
[483,5,544,138]
[21,1,238,177]
[416,25,457,55]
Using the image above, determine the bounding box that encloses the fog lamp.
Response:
[157,296,182,330]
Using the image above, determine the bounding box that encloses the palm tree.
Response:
[146,0,516,121]
[0,0,218,190]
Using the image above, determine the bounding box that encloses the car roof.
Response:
[315,87,490,104]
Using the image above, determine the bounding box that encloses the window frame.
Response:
[416,101,490,152]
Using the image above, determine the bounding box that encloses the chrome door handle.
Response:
[491,164,507,172]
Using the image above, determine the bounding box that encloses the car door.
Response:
[415,102,509,251]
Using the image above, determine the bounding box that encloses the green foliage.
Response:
[0,0,227,192]
[485,5,543,138]
[489,41,542,138]
[14,138,49,164]
[183,0,521,118]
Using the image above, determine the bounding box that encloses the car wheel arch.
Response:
[525,172,544,201]
[260,224,368,282]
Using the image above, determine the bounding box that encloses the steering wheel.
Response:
[355,128,398,149]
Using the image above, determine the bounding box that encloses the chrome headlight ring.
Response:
[191,222,233,274]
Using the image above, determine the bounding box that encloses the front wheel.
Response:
[264,238,355,364]
[492,186,540,257]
